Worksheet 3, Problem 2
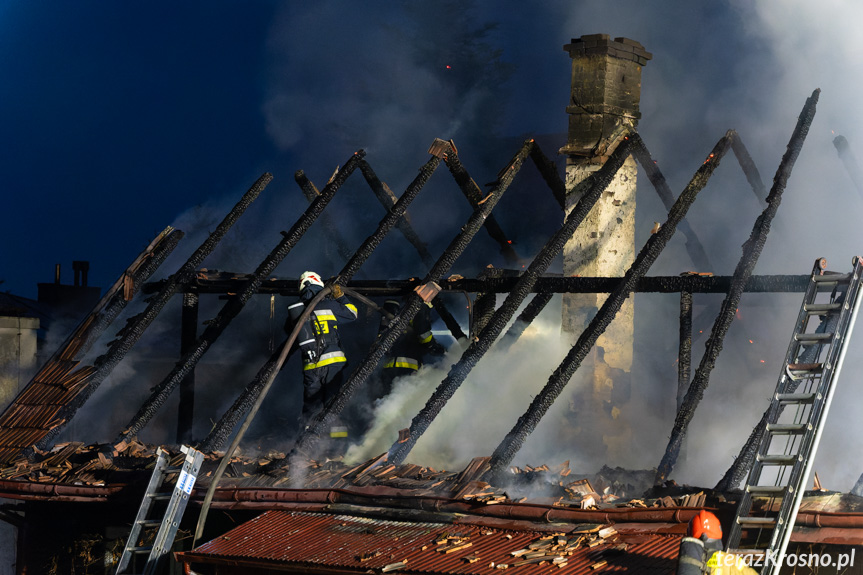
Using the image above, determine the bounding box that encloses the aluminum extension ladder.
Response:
[116,445,204,575]
[726,256,863,573]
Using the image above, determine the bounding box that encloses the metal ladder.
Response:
[116,445,204,575]
[726,256,863,573]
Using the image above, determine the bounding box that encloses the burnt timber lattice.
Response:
[0,90,835,503]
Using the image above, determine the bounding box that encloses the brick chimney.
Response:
[560,34,650,461]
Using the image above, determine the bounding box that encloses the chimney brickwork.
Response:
[560,35,650,462]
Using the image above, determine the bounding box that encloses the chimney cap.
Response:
[564,34,652,65]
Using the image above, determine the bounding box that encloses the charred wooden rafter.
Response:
[832,135,863,200]
[201,152,443,452]
[677,290,693,411]
[355,159,466,341]
[282,140,537,466]
[731,133,768,204]
[633,143,714,271]
[388,135,641,465]
[487,131,736,480]
[496,292,555,352]
[655,89,821,485]
[295,170,354,262]
[0,227,182,463]
[31,174,272,454]
[178,292,199,443]
[144,273,815,296]
[439,143,520,266]
[116,156,364,443]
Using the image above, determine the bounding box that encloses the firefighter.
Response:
[376,298,446,400]
[285,271,358,431]
[677,510,758,575]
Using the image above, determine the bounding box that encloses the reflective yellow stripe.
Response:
[383,357,419,370]
[313,312,336,322]
[419,332,433,344]
[303,352,347,370]
[330,426,348,438]
[346,304,358,316]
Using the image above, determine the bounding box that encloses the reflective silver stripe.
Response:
[298,339,316,347]
[313,310,336,321]
[288,302,305,311]
[418,330,433,344]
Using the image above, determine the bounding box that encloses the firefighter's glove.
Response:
[304,349,317,363]
[426,339,446,357]
[330,284,344,299]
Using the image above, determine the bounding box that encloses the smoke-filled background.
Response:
[3,0,863,491]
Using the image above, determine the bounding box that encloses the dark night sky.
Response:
[4,1,863,487]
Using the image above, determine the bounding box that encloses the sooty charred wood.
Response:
[358,159,435,268]
[332,155,441,287]
[147,274,814,296]
[632,141,714,271]
[388,135,640,465]
[488,132,736,479]
[23,228,183,458]
[206,154,441,454]
[116,157,362,443]
[198,346,284,452]
[283,141,535,465]
[445,145,520,266]
[731,133,768,205]
[295,170,354,262]
[496,292,555,352]
[36,174,270,452]
[528,141,567,210]
[178,292,199,444]
[833,135,863,201]
[357,158,466,341]
[655,89,820,486]
[677,290,692,411]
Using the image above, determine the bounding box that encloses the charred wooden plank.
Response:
[488,131,736,478]
[657,90,820,485]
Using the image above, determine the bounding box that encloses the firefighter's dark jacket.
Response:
[286,285,358,370]
[380,299,438,371]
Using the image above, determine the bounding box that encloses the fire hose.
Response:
[193,286,389,546]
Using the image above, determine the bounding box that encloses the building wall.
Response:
[0,316,39,410]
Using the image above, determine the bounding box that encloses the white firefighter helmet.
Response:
[298,271,324,292]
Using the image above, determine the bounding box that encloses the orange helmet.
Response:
[688,510,722,540]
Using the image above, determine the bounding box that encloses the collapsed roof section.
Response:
[0,90,824,497]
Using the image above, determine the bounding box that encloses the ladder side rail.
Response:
[727,259,830,552]
[143,447,205,575]
[765,259,863,572]
[762,284,849,556]
[116,448,169,575]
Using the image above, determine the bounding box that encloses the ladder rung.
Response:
[147,493,172,501]
[164,466,184,474]
[728,548,767,556]
[812,272,852,284]
[803,303,842,314]
[757,454,799,465]
[127,545,153,553]
[794,333,833,343]
[737,516,777,526]
[766,423,809,435]
[136,519,161,527]
[746,485,788,496]
[776,392,817,403]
